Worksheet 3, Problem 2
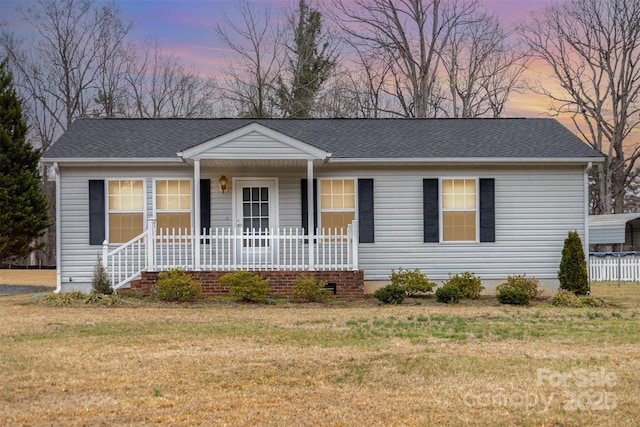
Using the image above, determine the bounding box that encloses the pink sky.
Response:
[0,0,558,119]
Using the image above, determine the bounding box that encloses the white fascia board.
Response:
[192,153,321,161]
[178,122,330,160]
[41,157,183,165]
[327,157,604,165]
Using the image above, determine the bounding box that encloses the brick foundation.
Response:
[136,270,364,301]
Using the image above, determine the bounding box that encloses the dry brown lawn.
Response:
[0,275,639,426]
[0,269,56,287]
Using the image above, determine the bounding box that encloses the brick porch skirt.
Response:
[136,270,364,301]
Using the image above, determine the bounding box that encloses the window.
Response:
[108,180,144,243]
[319,179,355,233]
[156,179,191,231]
[442,179,477,241]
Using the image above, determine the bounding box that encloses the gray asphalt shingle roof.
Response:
[42,117,602,161]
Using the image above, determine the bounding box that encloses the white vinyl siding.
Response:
[56,163,587,292]
[353,165,586,282]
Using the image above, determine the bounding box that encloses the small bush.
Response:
[435,283,462,304]
[155,269,201,302]
[42,291,86,307]
[549,289,607,308]
[92,254,113,295]
[502,275,542,299]
[291,274,330,302]
[549,289,580,307]
[558,230,589,295]
[373,283,406,304]
[443,272,484,299]
[220,270,270,303]
[389,268,436,297]
[496,286,531,305]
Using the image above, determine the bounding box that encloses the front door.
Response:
[233,178,278,265]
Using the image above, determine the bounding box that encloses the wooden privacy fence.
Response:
[589,252,640,282]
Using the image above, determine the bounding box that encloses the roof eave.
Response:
[41,157,183,165]
[327,156,604,164]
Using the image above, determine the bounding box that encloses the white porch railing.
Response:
[104,219,359,290]
[102,229,150,291]
[589,252,640,282]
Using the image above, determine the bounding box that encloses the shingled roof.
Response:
[42,117,602,162]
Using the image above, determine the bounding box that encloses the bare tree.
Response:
[332,0,481,118]
[521,0,640,214]
[442,13,528,117]
[123,40,217,118]
[216,0,284,118]
[93,5,135,118]
[0,0,133,149]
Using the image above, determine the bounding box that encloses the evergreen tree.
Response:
[0,58,49,261]
[276,0,336,117]
[558,230,589,295]
[92,255,113,295]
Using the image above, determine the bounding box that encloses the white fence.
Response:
[104,220,358,290]
[589,253,640,282]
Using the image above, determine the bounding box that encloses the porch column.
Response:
[194,159,201,271]
[307,159,315,270]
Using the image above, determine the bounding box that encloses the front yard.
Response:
[0,273,638,425]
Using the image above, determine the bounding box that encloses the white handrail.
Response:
[103,222,359,288]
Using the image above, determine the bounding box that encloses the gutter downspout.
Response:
[54,162,61,293]
[584,162,592,293]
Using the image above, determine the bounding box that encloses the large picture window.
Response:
[108,180,144,243]
[156,179,191,231]
[442,178,477,242]
[319,179,355,233]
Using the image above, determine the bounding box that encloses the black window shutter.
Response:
[358,179,375,243]
[479,178,495,242]
[423,179,439,243]
[89,180,105,245]
[200,179,211,233]
[301,179,317,234]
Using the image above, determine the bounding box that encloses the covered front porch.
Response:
[103,219,359,290]
[101,122,362,291]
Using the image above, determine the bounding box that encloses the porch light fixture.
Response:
[219,175,228,193]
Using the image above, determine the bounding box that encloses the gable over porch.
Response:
[100,123,365,291]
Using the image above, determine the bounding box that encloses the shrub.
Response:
[549,289,580,307]
[155,269,201,302]
[496,285,531,305]
[558,230,589,295]
[442,272,484,299]
[549,289,607,308]
[435,283,462,304]
[42,291,86,307]
[91,254,113,295]
[389,268,436,297]
[220,270,270,303]
[291,274,330,302]
[502,275,542,299]
[373,283,406,304]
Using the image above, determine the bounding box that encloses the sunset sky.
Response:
[0,0,559,119]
